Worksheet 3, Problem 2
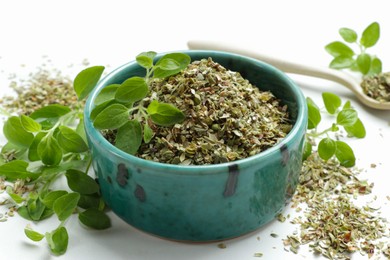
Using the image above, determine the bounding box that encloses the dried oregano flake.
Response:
[136,58,292,165]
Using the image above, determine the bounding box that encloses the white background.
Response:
[0,1,389,259]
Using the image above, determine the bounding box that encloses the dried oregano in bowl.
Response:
[137,58,292,165]
[83,50,307,242]
[101,56,292,165]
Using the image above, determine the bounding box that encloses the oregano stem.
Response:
[84,157,93,175]
[307,126,333,138]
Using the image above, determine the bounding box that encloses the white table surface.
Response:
[1,1,389,259]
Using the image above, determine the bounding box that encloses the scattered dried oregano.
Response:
[137,58,292,165]
[282,152,389,259]
[0,66,79,115]
[361,72,390,102]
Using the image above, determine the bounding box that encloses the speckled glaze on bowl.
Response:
[84,50,307,241]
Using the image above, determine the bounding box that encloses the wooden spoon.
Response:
[187,40,390,110]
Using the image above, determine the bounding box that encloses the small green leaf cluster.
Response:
[304,92,366,167]
[325,22,381,75]
[0,66,110,255]
[90,51,190,155]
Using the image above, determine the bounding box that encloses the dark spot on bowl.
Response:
[117,163,129,187]
[135,184,146,202]
[136,168,142,174]
[280,144,289,166]
[107,175,112,184]
[224,164,239,197]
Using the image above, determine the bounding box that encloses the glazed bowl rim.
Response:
[84,50,307,173]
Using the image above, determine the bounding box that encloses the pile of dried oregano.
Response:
[282,152,389,259]
[361,72,390,102]
[137,58,292,165]
[0,66,80,115]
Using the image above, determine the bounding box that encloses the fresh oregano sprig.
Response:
[0,51,190,255]
[303,92,366,167]
[325,22,382,76]
[0,66,111,255]
[87,51,190,155]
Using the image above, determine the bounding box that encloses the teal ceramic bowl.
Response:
[84,50,307,241]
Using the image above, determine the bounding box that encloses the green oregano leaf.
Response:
[147,100,185,126]
[40,208,54,220]
[78,194,102,209]
[38,118,60,130]
[18,206,33,220]
[339,28,357,43]
[29,104,71,119]
[356,53,371,75]
[25,227,45,242]
[76,117,87,142]
[335,141,356,167]
[53,192,80,221]
[153,53,191,78]
[90,99,117,121]
[336,108,358,127]
[344,118,366,138]
[302,141,312,161]
[46,227,69,255]
[306,97,321,129]
[3,116,34,148]
[143,123,154,143]
[37,135,63,166]
[57,126,89,153]
[115,120,142,155]
[156,58,181,71]
[65,169,100,195]
[27,196,46,221]
[329,55,355,69]
[78,208,111,230]
[73,66,105,100]
[115,77,149,103]
[324,41,354,57]
[28,132,46,161]
[20,115,42,132]
[343,100,351,109]
[0,160,38,181]
[93,104,129,130]
[369,57,382,75]
[94,84,120,105]
[42,190,68,209]
[360,22,380,48]
[9,193,25,204]
[318,138,336,160]
[322,92,341,114]
[136,51,157,69]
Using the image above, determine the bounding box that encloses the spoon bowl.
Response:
[187,40,390,110]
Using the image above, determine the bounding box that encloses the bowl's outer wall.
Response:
[85,51,307,241]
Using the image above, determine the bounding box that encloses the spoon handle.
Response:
[187,40,358,92]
